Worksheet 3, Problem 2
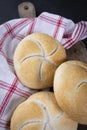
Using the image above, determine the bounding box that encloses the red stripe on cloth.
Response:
[15,34,25,41]
[15,88,32,98]
[4,23,16,39]
[64,23,80,48]
[26,19,35,35]
[0,50,13,66]
[4,22,32,40]
[53,16,64,38]
[0,19,30,50]
[0,40,2,48]
[11,18,34,29]
[0,119,10,129]
[79,21,87,38]
[0,78,18,118]
[0,80,10,88]
[75,22,86,40]
[7,59,13,66]
[0,80,32,98]
[63,21,87,49]
[63,33,72,38]
[27,19,37,34]
[8,18,28,29]
[39,14,67,27]
[63,22,81,48]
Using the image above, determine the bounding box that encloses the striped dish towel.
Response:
[0,12,87,130]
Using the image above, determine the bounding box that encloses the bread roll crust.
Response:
[14,33,66,89]
[54,60,87,124]
[10,92,78,130]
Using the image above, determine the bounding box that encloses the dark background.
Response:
[0,0,87,24]
[0,0,87,45]
[0,0,87,130]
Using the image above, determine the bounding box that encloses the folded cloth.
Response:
[0,12,87,130]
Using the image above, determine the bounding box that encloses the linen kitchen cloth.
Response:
[0,12,87,130]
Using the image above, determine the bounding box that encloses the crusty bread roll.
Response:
[10,92,78,130]
[14,32,66,89]
[54,60,87,124]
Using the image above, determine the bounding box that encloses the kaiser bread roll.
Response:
[14,32,66,89]
[54,60,87,124]
[10,92,78,130]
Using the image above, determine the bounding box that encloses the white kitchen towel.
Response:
[0,12,87,130]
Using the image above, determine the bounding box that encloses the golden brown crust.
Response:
[10,92,78,130]
[54,60,87,124]
[14,32,66,89]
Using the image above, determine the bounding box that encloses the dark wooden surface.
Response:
[0,0,87,129]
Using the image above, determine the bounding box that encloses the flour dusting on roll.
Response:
[54,60,87,124]
[10,92,78,130]
[14,33,66,89]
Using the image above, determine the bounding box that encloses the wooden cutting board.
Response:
[66,41,87,63]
